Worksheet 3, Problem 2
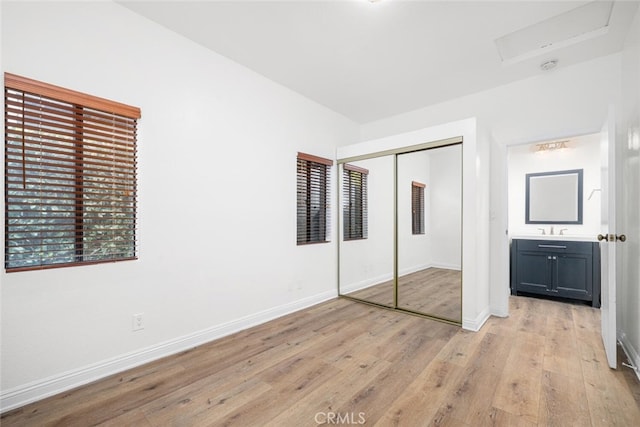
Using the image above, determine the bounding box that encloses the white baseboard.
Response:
[398,263,462,277]
[0,289,337,413]
[619,331,640,382]
[429,262,462,271]
[463,306,491,332]
[398,263,433,277]
[339,273,393,294]
[490,308,509,318]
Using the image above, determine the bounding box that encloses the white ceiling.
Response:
[119,0,638,124]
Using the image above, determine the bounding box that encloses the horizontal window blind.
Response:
[412,181,425,235]
[4,73,141,271]
[343,164,368,241]
[297,152,332,245]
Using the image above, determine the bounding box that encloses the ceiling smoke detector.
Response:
[540,59,558,71]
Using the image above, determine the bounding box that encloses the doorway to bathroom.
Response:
[507,133,602,240]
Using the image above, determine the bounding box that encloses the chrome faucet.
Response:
[538,228,546,235]
[559,228,568,235]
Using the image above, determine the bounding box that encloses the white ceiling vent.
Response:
[495,1,614,65]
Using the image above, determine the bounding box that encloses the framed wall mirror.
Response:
[525,169,583,224]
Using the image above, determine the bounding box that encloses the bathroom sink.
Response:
[510,234,598,242]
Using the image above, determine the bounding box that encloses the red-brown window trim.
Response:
[5,73,141,119]
[297,152,333,166]
[344,163,369,175]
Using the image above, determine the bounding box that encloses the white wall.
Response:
[507,133,602,237]
[428,145,462,270]
[0,1,358,410]
[489,134,510,317]
[618,7,640,379]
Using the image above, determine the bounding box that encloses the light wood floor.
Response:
[344,267,462,321]
[2,296,639,426]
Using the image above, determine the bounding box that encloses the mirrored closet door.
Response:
[338,140,462,325]
[396,144,461,323]
[338,156,394,307]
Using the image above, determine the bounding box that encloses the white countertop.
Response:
[510,234,599,242]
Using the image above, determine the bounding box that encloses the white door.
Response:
[600,109,617,369]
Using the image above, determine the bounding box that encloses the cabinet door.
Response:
[516,251,552,293]
[555,253,592,300]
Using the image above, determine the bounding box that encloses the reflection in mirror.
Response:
[397,144,462,322]
[526,169,583,224]
[338,157,394,307]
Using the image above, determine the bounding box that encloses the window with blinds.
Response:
[4,73,141,271]
[412,181,425,235]
[297,152,332,245]
[343,164,368,240]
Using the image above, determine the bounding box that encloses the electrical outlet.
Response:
[132,313,144,331]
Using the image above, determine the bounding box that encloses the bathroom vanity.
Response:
[511,237,600,307]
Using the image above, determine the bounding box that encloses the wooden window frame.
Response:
[343,164,368,241]
[296,152,333,245]
[4,73,141,272]
[412,181,425,235]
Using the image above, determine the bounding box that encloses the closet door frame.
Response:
[337,136,463,326]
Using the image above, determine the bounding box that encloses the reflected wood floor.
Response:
[345,267,461,321]
[3,296,639,426]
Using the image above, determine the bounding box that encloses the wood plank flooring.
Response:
[397,268,461,321]
[2,296,639,426]
[344,267,462,321]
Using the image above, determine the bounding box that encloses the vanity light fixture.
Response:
[536,140,568,152]
[540,59,558,71]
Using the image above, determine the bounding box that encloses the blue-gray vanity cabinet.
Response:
[510,239,601,308]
